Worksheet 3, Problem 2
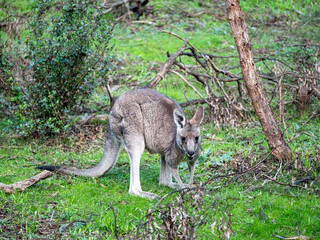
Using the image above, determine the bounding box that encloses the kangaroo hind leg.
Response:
[159,156,173,187]
[124,135,158,200]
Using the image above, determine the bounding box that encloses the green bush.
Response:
[1,0,113,136]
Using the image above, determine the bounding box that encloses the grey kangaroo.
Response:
[38,89,204,199]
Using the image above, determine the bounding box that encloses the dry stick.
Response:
[279,77,283,123]
[312,85,320,99]
[173,60,207,85]
[289,111,320,142]
[205,55,238,79]
[261,174,308,189]
[180,98,225,108]
[261,160,282,187]
[288,131,316,143]
[203,136,223,141]
[144,38,190,88]
[0,170,53,193]
[169,69,213,107]
[207,58,247,120]
[79,113,97,127]
[278,77,290,141]
[282,118,290,142]
[162,30,202,54]
[108,201,119,240]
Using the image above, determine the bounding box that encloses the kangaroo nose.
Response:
[187,151,195,158]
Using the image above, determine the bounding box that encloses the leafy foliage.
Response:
[1,0,113,136]
[0,39,13,95]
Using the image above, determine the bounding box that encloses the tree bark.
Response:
[226,0,292,160]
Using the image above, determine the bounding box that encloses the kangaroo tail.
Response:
[37,127,121,178]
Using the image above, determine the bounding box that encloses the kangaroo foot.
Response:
[161,182,189,189]
[129,190,159,200]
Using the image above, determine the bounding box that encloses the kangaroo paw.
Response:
[161,182,189,189]
[129,190,159,200]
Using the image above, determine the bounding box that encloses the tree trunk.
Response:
[226,0,292,160]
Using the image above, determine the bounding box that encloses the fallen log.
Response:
[0,170,53,193]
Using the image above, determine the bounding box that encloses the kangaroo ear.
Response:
[190,106,204,126]
[173,109,186,128]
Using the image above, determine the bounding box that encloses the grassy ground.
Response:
[1,0,320,239]
[1,118,319,239]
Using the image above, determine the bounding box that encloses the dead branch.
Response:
[290,0,304,15]
[261,174,307,189]
[169,69,213,107]
[180,97,224,108]
[70,114,109,122]
[0,170,53,193]
[79,113,97,127]
[173,58,207,85]
[107,201,119,240]
[203,136,224,141]
[279,77,283,122]
[144,38,189,88]
[162,30,202,55]
[312,85,320,99]
[207,58,247,120]
[101,0,132,14]
[288,131,317,143]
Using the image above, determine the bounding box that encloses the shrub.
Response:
[1,0,113,136]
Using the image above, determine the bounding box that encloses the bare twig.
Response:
[261,174,308,189]
[79,113,97,127]
[107,201,119,240]
[169,69,213,107]
[279,77,283,123]
[161,30,202,54]
[207,58,247,120]
[291,0,304,15]
[180,98,224,108]
[288,131,317,143]
[203,136,223,141]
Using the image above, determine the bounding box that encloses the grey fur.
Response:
[39,89,204,199]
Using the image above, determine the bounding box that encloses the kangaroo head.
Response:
[173,106,204,159]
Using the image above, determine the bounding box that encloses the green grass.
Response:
[1,117,319,239]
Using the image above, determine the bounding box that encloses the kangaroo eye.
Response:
[195,136,199,142]
[181,137,186,141]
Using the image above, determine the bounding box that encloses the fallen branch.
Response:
[144,38,189,88]
[0,170,53,193]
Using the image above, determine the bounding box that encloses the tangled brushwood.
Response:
[147,31,319,128]
[136,187,213,239]
[132,186,233,240]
